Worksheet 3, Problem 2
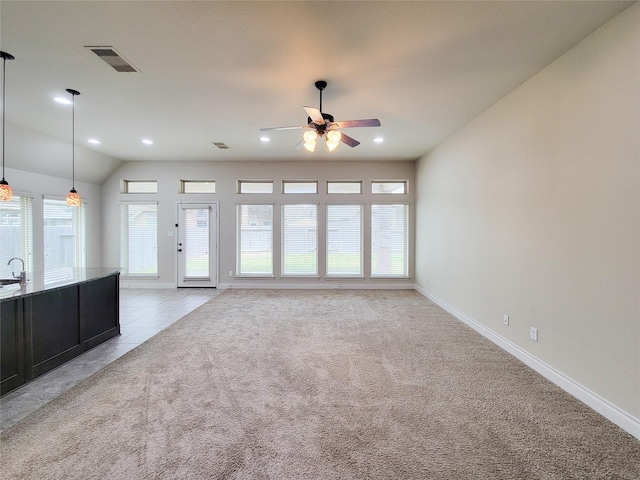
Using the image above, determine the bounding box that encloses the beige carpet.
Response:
[1,289,639,479]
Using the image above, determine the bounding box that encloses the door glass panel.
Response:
[184,208,209,278]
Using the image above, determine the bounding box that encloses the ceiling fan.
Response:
[260,80,381,152]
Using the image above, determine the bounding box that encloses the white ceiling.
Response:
[0,0,634,184]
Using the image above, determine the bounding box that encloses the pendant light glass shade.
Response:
[66,189,81,206]
[0,51,15,202]
[65,88,81,206]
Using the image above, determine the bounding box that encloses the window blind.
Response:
[282,204,317,276]
[326,204,362,276]
[43,198,85,283]
[371,204,409,277]
[0,196,33,278]
[120,203,158,276]
[236,204,273,275]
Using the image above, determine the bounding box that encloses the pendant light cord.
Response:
[71,93,75,189]
[2,55,6,181]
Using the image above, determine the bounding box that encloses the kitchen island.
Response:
[1,268,120,396]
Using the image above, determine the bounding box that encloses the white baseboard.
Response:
[219,282,417,290]
[119,281,176,289]
[414,285,640,441]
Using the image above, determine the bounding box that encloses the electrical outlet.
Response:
[333,284,340,289]
[425,276,429,284]
[228,270,233,277]
[503,314,509,326]
[530,327,538,342]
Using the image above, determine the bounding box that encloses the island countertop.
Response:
[0,267,121,302]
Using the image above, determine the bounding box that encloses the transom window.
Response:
[122,180,158,194]
[372,181,407,194]
[181,180,216,194]
[282,181,318,194]
[327,181,362,194]
[238,181,274,194]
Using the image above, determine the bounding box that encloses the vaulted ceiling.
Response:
[0,1,633,183]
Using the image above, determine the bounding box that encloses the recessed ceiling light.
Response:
[88,139,101,145]
[54,97,72,105]
[260,136,270,142]
[374,137,384,143]
[142,139,154,145]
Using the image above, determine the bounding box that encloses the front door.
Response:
[177,203,217,287]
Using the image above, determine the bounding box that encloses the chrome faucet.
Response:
[7,257,26,286]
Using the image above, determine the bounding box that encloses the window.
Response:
[326,204,362,276]
[43,198,85,283]
[181,180,216,194]
[237,204,273,276]
[238,181,273,194]
[327,181,362,194]
[122,180,158,194]
[120,203,157,276]
[372,181,407,194]
[282,204,317,276]
[283,181,317,194]
[371,204,409,277]
[0,196,33,278]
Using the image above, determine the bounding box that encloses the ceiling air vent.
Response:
[85,46,139,73]
[212,142,230,150]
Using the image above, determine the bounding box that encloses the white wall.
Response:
[415,3,639,431]
[102,160,415,289]
[3,167,103,271]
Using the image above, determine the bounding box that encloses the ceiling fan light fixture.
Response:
[326,130,341,151]
[303,130,317,152]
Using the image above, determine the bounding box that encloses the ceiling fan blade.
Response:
[334,119,381,128]
[303,106,325,125]
[260,125,307,131]
[340,133,361,148]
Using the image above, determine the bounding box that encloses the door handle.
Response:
[177,249,182,252]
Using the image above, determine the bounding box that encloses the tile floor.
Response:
[0,287,220,432]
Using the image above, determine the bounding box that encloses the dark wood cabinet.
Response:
[0,270,120,396]
[1,298,25,394]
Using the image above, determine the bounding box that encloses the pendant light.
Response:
[0,51,15,202]
[65,88,81,206]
